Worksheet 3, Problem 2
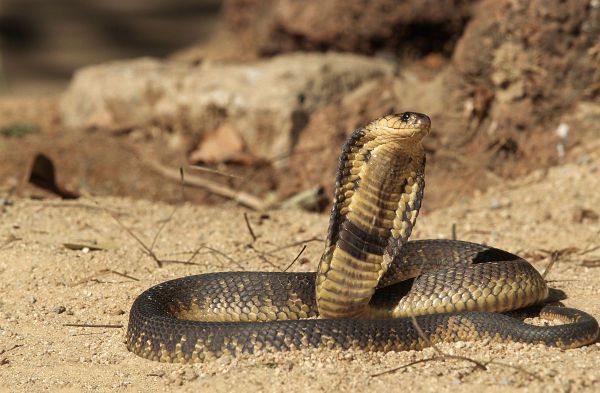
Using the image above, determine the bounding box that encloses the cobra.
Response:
[126,112,599,363]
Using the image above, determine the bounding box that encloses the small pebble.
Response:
[490,198,511,210]
[106,307,125,316]
[0,198,14,206]
[572,207,599,223]
[556,123,569,139]
[53,305,66,314]
[490,199,501,209]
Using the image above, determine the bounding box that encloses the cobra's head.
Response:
[365,112,431,142]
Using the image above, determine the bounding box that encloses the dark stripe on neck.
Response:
[337,219,388,257]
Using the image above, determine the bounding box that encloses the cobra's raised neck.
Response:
[316,112,430,319]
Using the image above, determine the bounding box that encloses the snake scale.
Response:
[127,112,599,363]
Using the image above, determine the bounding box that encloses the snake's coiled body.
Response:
[127,113,599,363]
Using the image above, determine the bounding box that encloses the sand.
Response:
[1,152,599,392]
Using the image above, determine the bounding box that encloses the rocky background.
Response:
[1,0,599,212]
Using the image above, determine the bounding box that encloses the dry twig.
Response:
[0,344,23,356]
[64,323,123,328]
[542,251,559,279]
[188,165,243,179]
[244,212,258,242]
[72,269,139,285]
[138,150,266,210]
[283,245,307,272]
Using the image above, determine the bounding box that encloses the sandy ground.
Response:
[1,147,600,392]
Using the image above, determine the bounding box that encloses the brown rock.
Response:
[188,123,247,164]
[223,0,476,55]
[572,207,599,223]
[60,54,393,162]
[452,0,600,133]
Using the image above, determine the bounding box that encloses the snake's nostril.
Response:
[415,113,431,128]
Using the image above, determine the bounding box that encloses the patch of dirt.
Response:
[2,92,598,215]
[0,96,277,206]
[0,143,599,392]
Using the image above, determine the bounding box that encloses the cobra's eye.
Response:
[401,113,411,122]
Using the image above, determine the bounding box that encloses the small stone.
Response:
[53,305,66,314]
[106,307,125,316]
[0,198,14,206]
[572,207,599,223]
[555,123,569,139]
[490,198,511,210]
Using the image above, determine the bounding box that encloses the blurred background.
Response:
[1,0,599,213]
[0,0,221,94]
